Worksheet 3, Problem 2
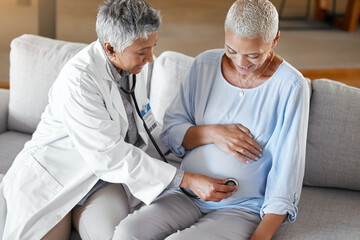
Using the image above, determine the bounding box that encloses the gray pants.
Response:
[113,189,261,240]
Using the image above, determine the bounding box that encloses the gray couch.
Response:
[1,34,359,239]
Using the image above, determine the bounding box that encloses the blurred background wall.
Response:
[0,0,359,83]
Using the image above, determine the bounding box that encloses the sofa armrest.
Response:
[0,88,9,133]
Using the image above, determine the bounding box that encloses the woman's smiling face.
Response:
[224,29,278,76]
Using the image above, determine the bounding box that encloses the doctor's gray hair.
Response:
[96,0,161,53]
[225,0,278,42]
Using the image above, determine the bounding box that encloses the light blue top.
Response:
[160,49,310,222]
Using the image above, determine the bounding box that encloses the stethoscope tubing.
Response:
[124,74,197,198]
[122,74,168,163]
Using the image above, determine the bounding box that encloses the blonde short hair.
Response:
[225,0,279,42]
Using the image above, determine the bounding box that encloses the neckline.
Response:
[219,51,285,93]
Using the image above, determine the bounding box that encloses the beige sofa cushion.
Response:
[150,51,194,125]
[8,34,86,134]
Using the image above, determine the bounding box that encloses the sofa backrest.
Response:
[0,89,9,133]
[8,34,87,134]
[303,79,360,191]
[8,36,360,192]
[150,51,194,125]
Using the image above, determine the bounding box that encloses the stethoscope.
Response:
[107,46,167,163]
[121,74,168,163]
[122,74,239,198]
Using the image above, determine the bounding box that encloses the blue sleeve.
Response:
[260,79,310,223]
[160,61,198,157]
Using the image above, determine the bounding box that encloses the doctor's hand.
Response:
[212,124,262,164]
[180,172,238,202]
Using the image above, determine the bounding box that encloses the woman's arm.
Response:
[260,79,310,226]
[182,124,262,163]
[250,214,287,240]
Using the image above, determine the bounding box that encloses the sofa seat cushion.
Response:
[274,186,360,240]
[0,131,31,174]
[304,79,360,191]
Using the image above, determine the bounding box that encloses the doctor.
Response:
[0,0,238,239]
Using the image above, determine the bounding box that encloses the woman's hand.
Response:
[212,124,262,163]
[183,124,262,164]
[182,124,262,163]
[180,172,238,202]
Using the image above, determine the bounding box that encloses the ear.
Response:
[104,42,114,55]
[271,31,280,49]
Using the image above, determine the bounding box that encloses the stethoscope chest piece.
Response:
[225,177,239,186]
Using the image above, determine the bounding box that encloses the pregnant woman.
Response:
[114,0,310,239]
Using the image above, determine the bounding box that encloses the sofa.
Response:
[0,34,359,239]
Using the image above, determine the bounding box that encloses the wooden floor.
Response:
[0,81,9,89]
[300,68,360,88]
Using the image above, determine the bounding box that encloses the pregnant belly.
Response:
[181,144,266,201]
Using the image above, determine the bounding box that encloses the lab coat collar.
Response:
[93,40,149,146]
[92,40,129,137]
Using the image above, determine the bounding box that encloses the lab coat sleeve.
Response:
[58,71,176,205]
[160,60,199,157]
[260,79,310,223]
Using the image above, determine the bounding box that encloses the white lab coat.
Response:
[0,40,176,239]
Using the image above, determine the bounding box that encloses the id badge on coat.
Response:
[141,103,157,133]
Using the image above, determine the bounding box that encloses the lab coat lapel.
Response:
[109,80,129,137]
[93,40,129,138]
[131,74,149,146]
